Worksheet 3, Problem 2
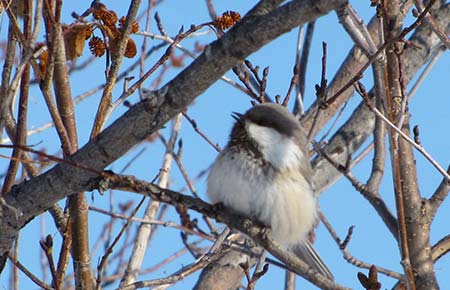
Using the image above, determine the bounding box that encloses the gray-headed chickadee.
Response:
[207,103,332,279]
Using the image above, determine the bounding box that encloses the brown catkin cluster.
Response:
[214,11,241,30]
[89,36,106,57]
[87,2,138,58]
[119,16,140,33]
[92,2,118,27]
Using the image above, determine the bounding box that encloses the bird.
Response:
[207,102,333,279]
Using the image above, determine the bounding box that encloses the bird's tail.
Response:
[290,240,334,280]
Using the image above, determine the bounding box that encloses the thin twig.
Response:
[336,4,378,56]
[294,21,315,116]
[307,42,328,142]
[326,0,437,107]
[89,205,212,240]
[141,240,207,275]
[7,252,54,290]
[429,164,450,216]
[173,141,217,233]
[119,113,183,287]
[126,22,213,99]
[282,65,299,107]
[205,0,217,20]
[95,196,147,290]
[182,111,221,152]
[90,0,142,137]
[354,82,450,182]
[320,213,404,280]
[407,45,445,98]
[313,141,398,238]
[411,0,450,49]
[118,250,223,290]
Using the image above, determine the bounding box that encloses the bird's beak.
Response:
[231,112,243,122]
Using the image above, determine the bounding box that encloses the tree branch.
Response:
[98,174,350,290]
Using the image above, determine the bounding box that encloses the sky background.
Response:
[1,1,449,289]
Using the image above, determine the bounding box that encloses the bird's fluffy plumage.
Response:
[207,103,333,279]
[208,120,317,245]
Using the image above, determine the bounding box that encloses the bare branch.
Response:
[432,235,450,262]
[97,173,349,290]
[429,164,450,217]
[320,213,404,281]
[7,252,53,290]
[119,113,182,286]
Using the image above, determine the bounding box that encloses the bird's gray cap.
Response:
[241,103,307,141]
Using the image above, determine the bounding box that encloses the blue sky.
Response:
[1,1,449,289]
